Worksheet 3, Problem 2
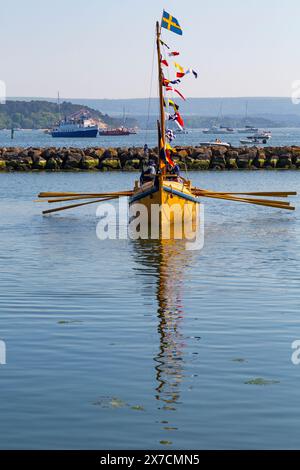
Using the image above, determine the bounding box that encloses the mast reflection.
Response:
[132,238,195,412]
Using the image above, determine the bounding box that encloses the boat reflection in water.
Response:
[131,235,199,435]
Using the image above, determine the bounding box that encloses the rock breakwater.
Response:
[0,145,300,171]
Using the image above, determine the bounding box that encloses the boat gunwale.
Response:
[129,184,200,204]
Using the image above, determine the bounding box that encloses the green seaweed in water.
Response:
[110,398,127,408]
[160,440,173,446]
[245,377,280,386]
[57,320,82,324]
[131,405,145,411]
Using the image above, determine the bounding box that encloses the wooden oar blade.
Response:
[195,191,291,206]
[227,191,297,197]
[38,190,133,198]
[42,196,117,215]
[46,195,121,204]
[195,192,295,210]
[192,188,297,198]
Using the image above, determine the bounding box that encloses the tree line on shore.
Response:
[0,100,137,130]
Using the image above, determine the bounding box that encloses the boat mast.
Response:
[156,21,165,170]
[122,106,126,128]
[57,91,61,122]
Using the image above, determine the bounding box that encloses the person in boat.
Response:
[171,163,180,176]
[143,144,149,158]
[166,162,180,179]
[140,158,157,185]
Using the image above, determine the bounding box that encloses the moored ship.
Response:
[51,115,98,138]
[98,126,137,136]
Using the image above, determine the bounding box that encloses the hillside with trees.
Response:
[0,100,137,129]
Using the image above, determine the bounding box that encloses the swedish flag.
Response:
[161,10,183,36]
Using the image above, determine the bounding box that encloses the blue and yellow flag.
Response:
[161,10,183,36]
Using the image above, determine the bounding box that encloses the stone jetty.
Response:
[0,146,300,171]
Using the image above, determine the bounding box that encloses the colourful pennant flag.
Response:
[166,142,177,153]
[175,111,184,128]
[174,62,184,73]
[159,146,167,169]
[167,99,179,112]
[160,39,170,50]
[166,86,186,101]
[174,120,183,131]
[174,89,186,101]
[168,112,184,130]
[166,129,176,142]
[161,59,169,67]
[163,77,181,86]
[161,10,183,36]
[165,146,175,167]
[186,68,198,79]
[168,51,180,57]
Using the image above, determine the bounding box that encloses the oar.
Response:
[195,192,295,210]
[38,191,133,198]
[192,189,297,198]
[42,196,118,215]
[218,191,297,197]
[193,191,291,206]
[192,188,297,197]
[36,196,118,203]
[43,194,129,204]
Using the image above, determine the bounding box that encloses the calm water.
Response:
[0,171,299,450]
[2,128,300,148]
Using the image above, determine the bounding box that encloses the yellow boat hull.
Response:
[129,178,200,237]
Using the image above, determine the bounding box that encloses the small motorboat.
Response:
[199,139,231,147]
[240,137,260,145]
[253,131,272,139]
[240,136,269,145]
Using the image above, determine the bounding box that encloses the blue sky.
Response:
[1,0,299,98]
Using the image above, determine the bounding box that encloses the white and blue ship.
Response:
[51,115,98,138]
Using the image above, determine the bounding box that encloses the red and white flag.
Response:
[161,59,169,67]
[166,86,186,101]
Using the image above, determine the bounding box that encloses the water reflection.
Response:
[132,238,196,425]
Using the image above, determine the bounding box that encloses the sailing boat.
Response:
[37,11,296,216]
[129,19,200,230]
[203,102,234,134]
[237,102,258,133]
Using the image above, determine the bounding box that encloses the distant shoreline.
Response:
[2,97,300,128]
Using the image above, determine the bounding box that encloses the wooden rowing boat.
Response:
[129,20,200,232]
[129,176,200,229]
[37,12,296,219]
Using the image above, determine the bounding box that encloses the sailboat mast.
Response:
[57,91,61,122]
[156,21,165,161]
